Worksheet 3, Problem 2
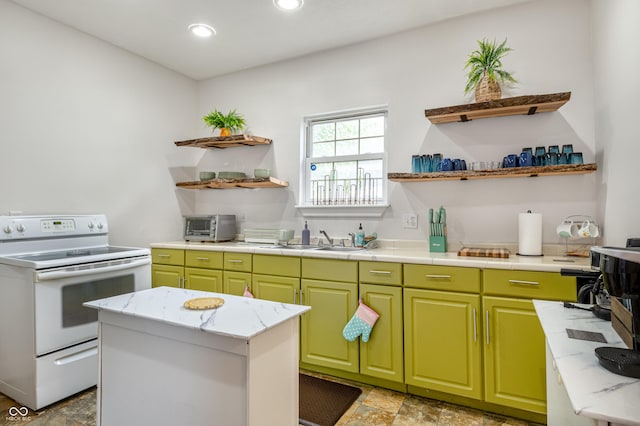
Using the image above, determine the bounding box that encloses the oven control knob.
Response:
[88,222,95,229]
[3,225,12,234]
[16,224,25,233]
[97,222,104,230]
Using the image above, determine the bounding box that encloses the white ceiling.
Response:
[11,0,532,81]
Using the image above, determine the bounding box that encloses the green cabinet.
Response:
[253,255,301,304]
[152,248,185,288]
[403,265,482,399]
[358,261,404,384]
[300,258,359,373]
[360,282,404,383]
[481,269,577,415]
[184,267,223,292]
[404,288,482,400]
[222,252,252,296]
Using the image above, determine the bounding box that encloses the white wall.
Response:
[591,0,640,246]
[195,0,597,246]
[0,0,199,247]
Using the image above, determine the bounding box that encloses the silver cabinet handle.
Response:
[196,257,210,261]
[508,279,540,286]
[227,259,243,263]
[299,290,304,305]
[157,254,170,258]
[425,274,452,279]
[485,310,490,345]
[473,308,477,343]
[369,270,392,275]
[293,289,298,304]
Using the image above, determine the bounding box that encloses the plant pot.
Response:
[475,74,501,102]
[219,128,231,137]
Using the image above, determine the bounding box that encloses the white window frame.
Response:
[296,106,389,218]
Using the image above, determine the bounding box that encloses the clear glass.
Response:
[336,120,359,140]
[312,122,334,142]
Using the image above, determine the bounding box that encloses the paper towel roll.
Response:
[518,211,542,256]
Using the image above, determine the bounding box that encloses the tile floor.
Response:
[0,374,544,425]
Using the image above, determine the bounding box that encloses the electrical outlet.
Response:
[402,213,418,229]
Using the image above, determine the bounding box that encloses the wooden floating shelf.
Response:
[388,163,596,182]
[176,176,288,189]
[174,134,272,149]
[424,92,571,124]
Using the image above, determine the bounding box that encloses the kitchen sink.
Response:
[312,246,365,252]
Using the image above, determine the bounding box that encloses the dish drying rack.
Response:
[244,228,295,245]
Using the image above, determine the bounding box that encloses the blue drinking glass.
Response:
[441,158,453,171]
[558,153,569,165]
[570,152,584,164]
[562,144,574,154]
[548,145,560,154]
[411,155,420,173]
[535,146,546,157]
[519,151,533,167]
[546,152,558,166]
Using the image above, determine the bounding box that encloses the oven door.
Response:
[34,256,151,356]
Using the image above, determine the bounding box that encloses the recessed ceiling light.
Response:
[188,23,216,38]
[273,0,304,11]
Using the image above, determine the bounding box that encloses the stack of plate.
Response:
[245,228,294,244]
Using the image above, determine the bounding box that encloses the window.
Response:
[301,107,387,208]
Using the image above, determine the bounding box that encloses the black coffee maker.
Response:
[590,244,640,378]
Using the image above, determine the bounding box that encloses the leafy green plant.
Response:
[464,38,517,95]
[203,108,246,134]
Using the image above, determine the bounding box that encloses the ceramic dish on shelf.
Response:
[253,168,271,178]
[218,171,246,179]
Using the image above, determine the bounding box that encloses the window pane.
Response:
[312,123,335,142]
[358,159,383,178]
[360,137,384,154]
[334,161,357,179]
[360,116,384,137]
[336,120,359,140]
[312,141,335,157]
[309,162,334,181]
[336,139,358,156]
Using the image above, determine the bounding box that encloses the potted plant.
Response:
[203,108,247,136]
[464,38,517,102]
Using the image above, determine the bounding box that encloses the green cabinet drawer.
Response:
[483,270,576,301]
[301,258,358,282]
[151,248,184,266]
[404,264,481,293]
[185,250,223,269]
[359,261,402,286]
[223,252,252,272]
[253,254,300,277]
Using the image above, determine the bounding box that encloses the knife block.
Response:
[429,236,447,253]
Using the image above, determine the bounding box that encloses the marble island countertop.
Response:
[151,240,593,273]
[84,286,310,340]
[534,300,640,425]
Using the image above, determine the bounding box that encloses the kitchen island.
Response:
[84,286,310,426]
[534,300,640,425]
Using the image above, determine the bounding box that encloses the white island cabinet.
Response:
[84,286,310,426]
[534,300,640,426]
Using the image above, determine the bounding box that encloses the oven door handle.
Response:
[35,257,151,281]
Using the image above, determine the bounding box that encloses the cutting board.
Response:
[457,247,510,258]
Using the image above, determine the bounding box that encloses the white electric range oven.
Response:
[0,214,151,410]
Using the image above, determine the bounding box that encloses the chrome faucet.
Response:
[319,230,333,246]
[348,233,356,247]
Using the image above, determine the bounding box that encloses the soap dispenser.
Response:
[301,221,310,246]
[355,223,365,247]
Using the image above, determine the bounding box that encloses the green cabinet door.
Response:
[300,278,358,373]
[223,271,252,296]
[359,283,404,383]
[483,296,546,414]
[404,288,482,400]
[185,267,223,293]
[151,265,183,288]
[253,274,300,304]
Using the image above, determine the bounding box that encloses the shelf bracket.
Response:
[527,106,538,115]
[460,114,470,122]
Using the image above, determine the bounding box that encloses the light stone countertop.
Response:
[533,300,640,425]
[84,286,311,340]
[150,240,593,273]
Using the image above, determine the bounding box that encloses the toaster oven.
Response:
[184,215,236,242]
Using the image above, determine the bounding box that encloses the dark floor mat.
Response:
[299,373,362,426]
